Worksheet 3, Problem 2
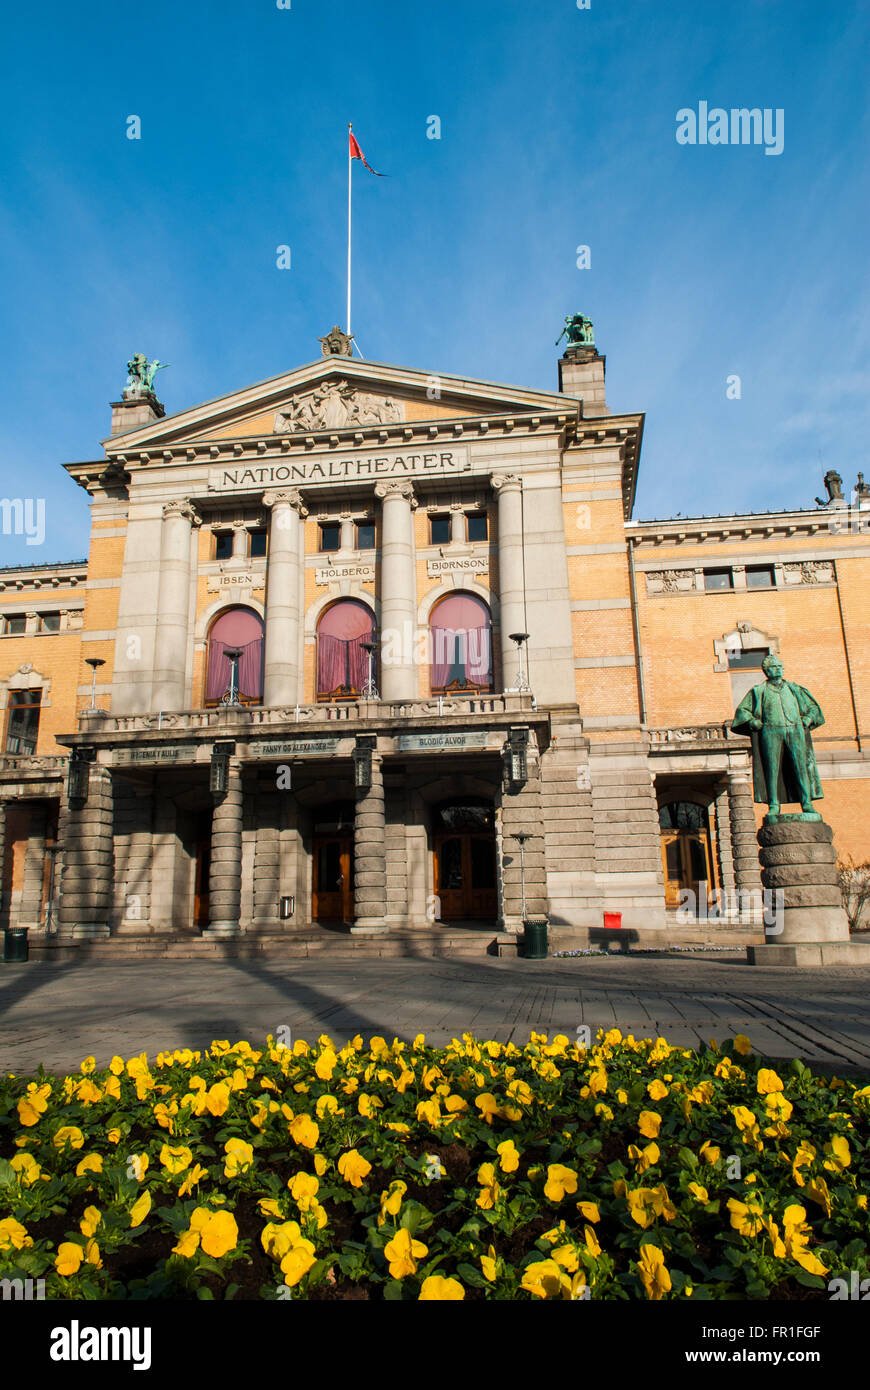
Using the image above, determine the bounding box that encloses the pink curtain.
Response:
[430,593,492,690]
[206,608,265,700]
[317,600,375,696]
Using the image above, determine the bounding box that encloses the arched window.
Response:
[205,607,264,705]
[316,599,375,700]
[430,592,492,694]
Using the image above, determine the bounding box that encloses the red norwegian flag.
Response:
[349,128,387,177]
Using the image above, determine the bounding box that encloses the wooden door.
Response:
[434,832,497,921]
[194,838,211,929]
[661,830,715,909]
[313,836,353,922]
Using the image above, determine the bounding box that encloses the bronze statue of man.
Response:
[731,654,824,817]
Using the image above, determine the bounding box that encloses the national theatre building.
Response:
[1,323,868,956]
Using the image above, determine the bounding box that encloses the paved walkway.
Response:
[2,954,870,1077]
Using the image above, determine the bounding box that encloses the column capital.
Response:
[491,473,522,494]
[263,488,308,516]
[162,499,201,526]
[374,479,416,506]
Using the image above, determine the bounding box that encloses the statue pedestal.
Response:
[746,819,870,966]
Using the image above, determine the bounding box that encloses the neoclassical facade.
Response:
[1,331,868,953]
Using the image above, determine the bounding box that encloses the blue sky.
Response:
[1,0,868,566]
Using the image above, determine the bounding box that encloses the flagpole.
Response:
[347,122,352,336]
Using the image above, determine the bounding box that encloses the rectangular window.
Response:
[214,531,233,561]
[3,615,26,636]
[467,512,488,542]
[5,689,41,755]
[746,565,775,589]
[249,530,268,558]
[356,521,375,550]
[430,515,450,545]
[39,612,61,632]
[704,569,733,592]
[319,522,340,552]
[728,648,768,670]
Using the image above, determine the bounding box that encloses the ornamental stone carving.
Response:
[646,569,695,594]
[274,380,404,434]
[162,500,201,526]
[262,488,308,516]
[491,473,522,493]
[782,561,834,586]
[374,480,416,505]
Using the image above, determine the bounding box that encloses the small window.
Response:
[5,689,41,755]
[249,530,268,559]
[430,515,450,545]
[319,522,340,552]
[3,615,26,636]
[704,569,733,592]
[467,512,488,542]
[214,531,233,561]
[39,612,61,632]
[746,565,774,589]
[356,521,375,551]
[728,647,768,670]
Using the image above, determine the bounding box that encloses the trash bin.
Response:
[603,911,622,931]
[522,916,549,960]
[3,926,29,963]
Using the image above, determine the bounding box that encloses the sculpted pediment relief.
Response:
[274,380,405,434]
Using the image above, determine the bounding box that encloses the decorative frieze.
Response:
[782,561,834,585]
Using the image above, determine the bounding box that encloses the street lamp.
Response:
[221,648,242,706]
[511,831,532,920]
[360,638,379,699]
[85,657,105,710]
[508,632,531,693]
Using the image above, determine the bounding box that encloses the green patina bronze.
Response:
[556,314,595,348]
[732,654,824,820]
[126,354,169,395]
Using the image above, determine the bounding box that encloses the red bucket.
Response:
[603,911,622,931]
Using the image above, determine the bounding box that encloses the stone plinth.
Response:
[746,818,870,967]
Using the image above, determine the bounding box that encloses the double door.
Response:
[313,835,354,923]
[661,829,716,909]
[433,831,497,921]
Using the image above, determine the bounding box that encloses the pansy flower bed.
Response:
[1,1030,867,1300]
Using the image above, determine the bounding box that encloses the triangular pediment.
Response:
[101,356,579,453]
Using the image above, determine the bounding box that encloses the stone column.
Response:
[18,805,48,930]
[231,522,248,560]
[57,767,114,938]
[374,481,417,700]
[449,504,465,544]
[500,731,547,930]
[352,746,387,932]
[263,489,307,707]
[491,475,525,690]
[728,771,762,894]
[153,500,200,711]
[206,757,243,937]
[339,512,354,551]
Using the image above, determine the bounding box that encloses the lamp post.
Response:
[511,831,531,920]
[85,657,105,711]
[360,638,379,699]
[221,648,242,707]
[508,632,531,693]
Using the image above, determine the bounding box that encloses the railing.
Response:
[648,722,746,746]
[80,691,538,735]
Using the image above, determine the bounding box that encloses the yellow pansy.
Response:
[647,1080,669,1101]
[337,1149,372,1187]
[314,1048,337,1080]
[0,1218,33,1251]
[160,1144,193,1175]
[823,1136,851,1173]
[17,1082,51,1127]
[53,1126,85,1151]
[638,1110,662,1139]
[314,1153,329,1176]
[75,1153,103,1178]
[190,1207,238,1258]
[224,1138,254,1178]
[727,1196,766,1237]
[419,1275,464,1300]
[756,1068,784,1095]
[476,1162,500,1210]
[178,1164,208,1197]
[497,1139,520,1173]
[377,1181,407,1226]
[55,1241,84,1276]
[699,1141,720,1165]
[628,1142,660,1174]
[480,1245,498,1281]
[638,1244,671,1300]
[544,1164,578,1202]
[733,1034,752,1055]
[288,1114,319,1149]
[576,1201,600,1223]
[80,1206,102,1238]
[10,1153,42,1186]
[130,1191,151,1228]
[281,1244,317,1287]
[687,1182,709,1203]
[521,1259,569,1299]
[384,1228,428,1278]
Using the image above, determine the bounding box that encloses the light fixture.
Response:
[511,831,532,920]
[352,735,376,790]
[508,632,531,694]
[220,648,243,706]
[210,740,235,796]
[67,745,96,802]
[360,638,379,699]
[279,895,295,920]
[503,726,530,788]
[85,657,106,711]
